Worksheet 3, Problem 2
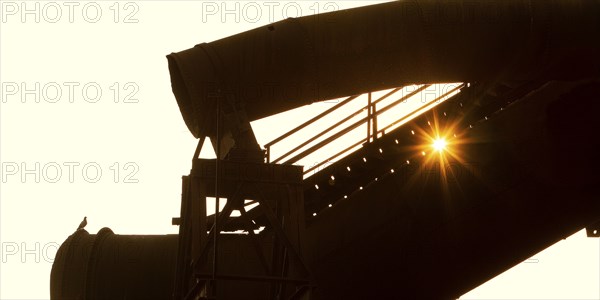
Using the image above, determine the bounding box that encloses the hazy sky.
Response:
[0,1,598,299]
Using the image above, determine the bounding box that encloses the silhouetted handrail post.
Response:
[212,97,221,297]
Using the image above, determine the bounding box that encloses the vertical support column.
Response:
[294,185,308,261]
[285,184,305,257]
[372,103,378,140]
[174,176,189,299]
[367,92,372,142]
[367,92,378,141]
[212,97,222,296]
[190,176,207,268]
[175,175,208,300]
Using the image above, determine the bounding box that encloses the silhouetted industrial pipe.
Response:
[50,228,178,299]
[167,0,600,138]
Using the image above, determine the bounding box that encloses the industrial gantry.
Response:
[52,1,600,299]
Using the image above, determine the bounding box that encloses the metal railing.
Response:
[264,84,464,175]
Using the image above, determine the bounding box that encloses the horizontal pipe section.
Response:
[167,0,600,138]
[50,228,178,300]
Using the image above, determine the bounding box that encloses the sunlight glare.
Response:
[433,138,447,152]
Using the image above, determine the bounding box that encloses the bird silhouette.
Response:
[77,216,87,231]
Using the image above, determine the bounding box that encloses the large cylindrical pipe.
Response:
[167,0,600,138]
[50,228,178,300]
[51,229,303,300]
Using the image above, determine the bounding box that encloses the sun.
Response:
[432,138,447,152]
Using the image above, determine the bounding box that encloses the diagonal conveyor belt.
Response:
[302,79,600,299]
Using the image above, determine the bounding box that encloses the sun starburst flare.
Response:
[433,138,447,152]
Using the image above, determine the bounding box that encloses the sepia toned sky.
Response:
[0,1,598,299]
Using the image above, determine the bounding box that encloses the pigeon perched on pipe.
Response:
[76,216,87,231]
